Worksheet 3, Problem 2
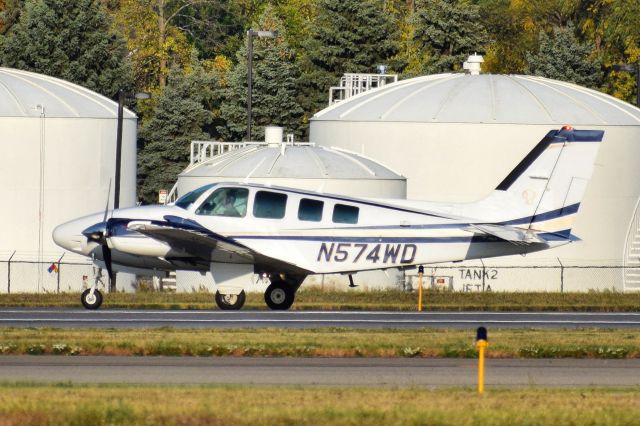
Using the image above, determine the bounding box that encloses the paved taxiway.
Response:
[0,356,638,387]
[1,308,640,329]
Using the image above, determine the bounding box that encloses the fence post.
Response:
[480,259,486,292]
[7,251,15,294]
[56,253,65,293]
[557,257,564,293]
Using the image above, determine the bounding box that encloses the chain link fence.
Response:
[404,265,640,293]
[0,260,98,293]
[0,260,638,293]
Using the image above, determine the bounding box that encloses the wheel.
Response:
[215,290,246,310]
[264,281,295,310]
[81,289,103,310]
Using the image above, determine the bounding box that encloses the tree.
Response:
[581,0,640,103]
[300,0,399,116]
[137,59,215,203]
[0,0,131,97]
[113,0,195,91]
[478,0,531,74]
[405,0,489,75]
[525,24,602,88]
[218,5,304,142]
[0,0,24,34]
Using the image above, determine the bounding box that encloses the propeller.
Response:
[81,180,114,283]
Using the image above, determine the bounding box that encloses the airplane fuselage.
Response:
[56,183,567,276]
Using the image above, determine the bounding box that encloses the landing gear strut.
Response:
[215,290,246,310]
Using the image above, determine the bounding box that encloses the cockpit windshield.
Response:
[174,184,216,210]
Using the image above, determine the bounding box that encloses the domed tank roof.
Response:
[0,67,135,119]
[180,144,404,180]
[313,73,640,126]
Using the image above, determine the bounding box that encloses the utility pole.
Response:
[246,29,278,141]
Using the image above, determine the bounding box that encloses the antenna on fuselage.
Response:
[348,274,358,288]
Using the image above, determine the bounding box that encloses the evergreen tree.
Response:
[218,6,304,142]
[137,60,215,204]
[526,25,602,88]
[300,0,399,117]
[0,0,131,97]
[406,0,489,75]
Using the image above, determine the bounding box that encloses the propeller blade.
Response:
[103,179,112,223]
[102,244,113,282]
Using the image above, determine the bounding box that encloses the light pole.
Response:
[246,29,278,141]
[613,62,640,107]
[112,90,150,293]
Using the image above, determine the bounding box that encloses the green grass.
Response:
[1,288,640,311]
[0,383,638,425]
[1,327,639,358]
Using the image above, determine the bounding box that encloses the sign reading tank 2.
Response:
[53,126,603,310]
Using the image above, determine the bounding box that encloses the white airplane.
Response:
[53,126,603,310]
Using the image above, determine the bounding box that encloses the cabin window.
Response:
[332,204,359,224]
[253,191,287,219]
[195,187,248,217]
[298,198,324,222]
[175,183,216,210]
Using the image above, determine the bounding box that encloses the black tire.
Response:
[264,281,295,310]
[81,289,103,310]
[215,290,246,310]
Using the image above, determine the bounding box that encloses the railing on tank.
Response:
[189,141,249,167]
[165,135,311,204]
[329,73,398,105]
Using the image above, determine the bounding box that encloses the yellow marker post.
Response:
[476,327,488,394]
[417,265,424,311]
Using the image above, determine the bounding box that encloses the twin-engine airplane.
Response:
[53,127,603,310]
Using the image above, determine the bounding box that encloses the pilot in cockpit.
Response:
[214,192,241,217]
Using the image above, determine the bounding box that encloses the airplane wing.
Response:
[126,216,310,273]
[128,220,254,263]
[466,223,548,245]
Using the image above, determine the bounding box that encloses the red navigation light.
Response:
[561,125,574,131]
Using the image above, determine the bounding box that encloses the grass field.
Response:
[1,327,638,358]
[1,288,640,311]
[0,383,638,425]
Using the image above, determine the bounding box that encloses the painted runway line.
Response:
[1,308,639,329]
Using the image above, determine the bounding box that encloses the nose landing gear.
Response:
[81,288,103,310]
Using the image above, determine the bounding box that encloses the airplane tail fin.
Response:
[487,127,603,238]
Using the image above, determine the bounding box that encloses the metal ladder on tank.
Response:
[624,198,640,291]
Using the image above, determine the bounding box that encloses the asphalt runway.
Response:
[1,308,640,329]
[0,356,638,387]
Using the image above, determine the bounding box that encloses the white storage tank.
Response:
[0,68,137,293]
[177,143,406,199]
[311,73,640,291]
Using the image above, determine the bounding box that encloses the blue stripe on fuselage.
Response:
[234,231,572,244]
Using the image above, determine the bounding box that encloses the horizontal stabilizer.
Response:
[468,224,548,245]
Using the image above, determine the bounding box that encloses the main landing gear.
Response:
[264,281,295,310]
[213,274,304,311]
[264,275,304,310]
[215,290,246,310]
